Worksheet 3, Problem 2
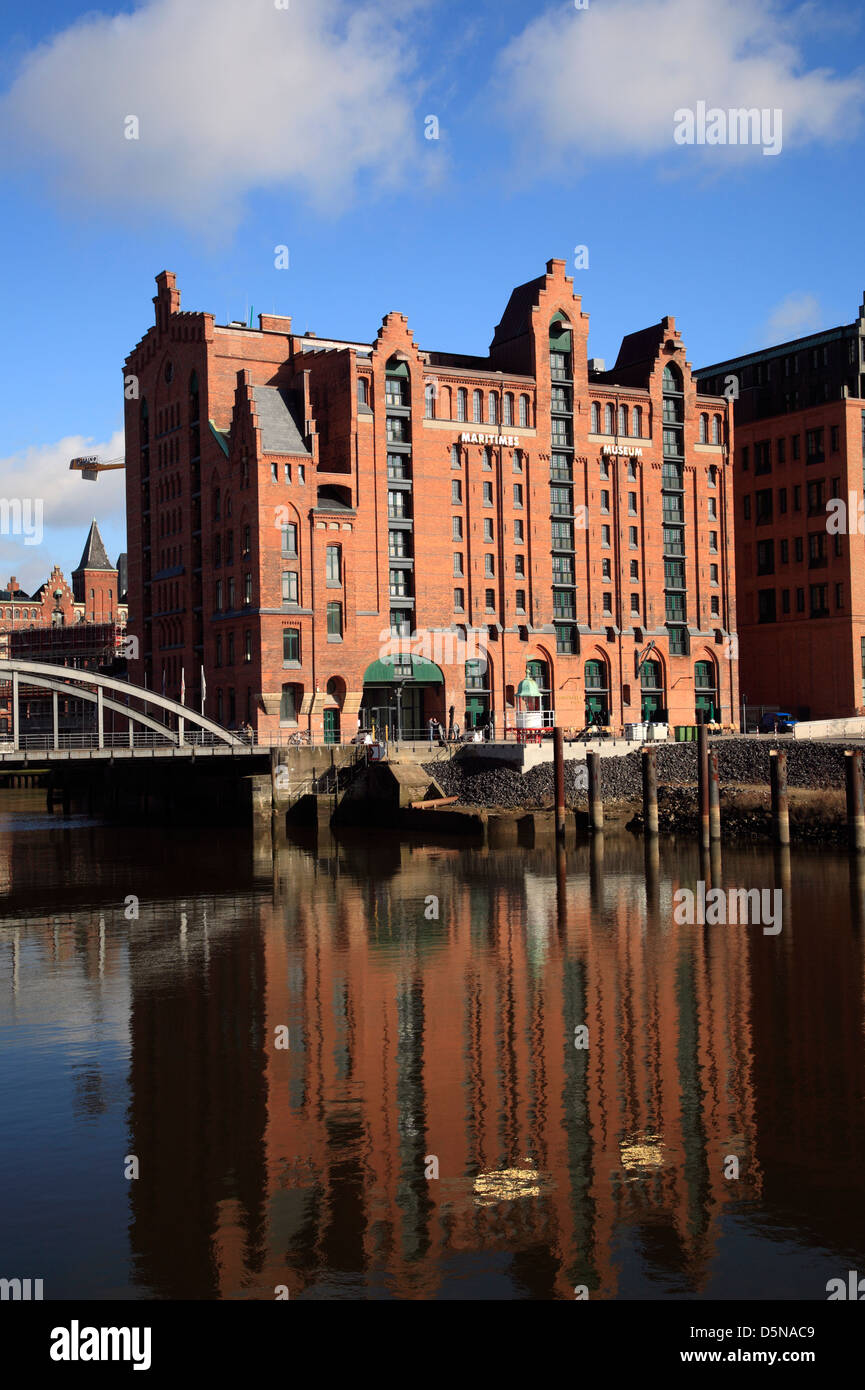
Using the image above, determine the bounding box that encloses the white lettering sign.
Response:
[459,432,519,447]
[601,445,643,458]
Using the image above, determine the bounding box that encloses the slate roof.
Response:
[251,386,311,457]
[489,275,546,350]
[74,519,115,573]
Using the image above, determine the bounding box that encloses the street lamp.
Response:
[394,679,405,743]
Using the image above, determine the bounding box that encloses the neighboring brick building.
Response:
[0,520,128,734]
[123,262,738,739]
[696,300,865,719]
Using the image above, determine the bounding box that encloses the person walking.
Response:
[428,716,437,743]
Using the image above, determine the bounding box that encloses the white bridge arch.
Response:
[0,659,242,750]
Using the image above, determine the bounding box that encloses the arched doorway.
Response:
[584,657,609,725]
[323,675,344,744]
[640,658,665,722]
[360,655,443,739]
[694,659,718,722]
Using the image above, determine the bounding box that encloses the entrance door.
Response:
[323,708,340,744]
[465,696,487,730]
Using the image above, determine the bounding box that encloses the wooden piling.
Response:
[708,749,721,842]
[641,746,658,836]
[769,748,790,847]
[697,722,710,849]
[845,749,865,853]
[553,727,566,840]
[587,750,603,834]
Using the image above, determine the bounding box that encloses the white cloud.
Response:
[0,0,422,235]
[495,0,864,163]
[0,432,126,594]
[764,291,822,341]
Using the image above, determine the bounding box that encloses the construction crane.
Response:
[69,454,126,482]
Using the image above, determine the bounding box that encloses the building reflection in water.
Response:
[4,817,865,1300]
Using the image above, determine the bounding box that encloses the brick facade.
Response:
[124,262,739,738]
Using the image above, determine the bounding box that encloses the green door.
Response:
[323,708,340,744]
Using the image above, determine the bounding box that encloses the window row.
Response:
[590,403,644,437]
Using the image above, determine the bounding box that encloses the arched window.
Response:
[699,413,708,443]
[441,386,452,418]
[425,383,436,419]
[473,390,482,423]
[488,392,498,425]
[604,403,614,435]
[662,362,683,393]
[503,393,514,426]
[457,388,467,422]
[591,402,600,433]
[632,406,642,437]
[519,394,529,428]
[711,414,721,444]
[618,405,628,436]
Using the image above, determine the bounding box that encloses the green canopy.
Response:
[363,656,443,684]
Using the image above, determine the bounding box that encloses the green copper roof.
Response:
[516,676,541,699]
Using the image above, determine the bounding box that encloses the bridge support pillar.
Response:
[12,670,19,751]
[97,687,104,750]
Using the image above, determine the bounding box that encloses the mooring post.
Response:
[769,748,790,847]
[587,750,603,834]
[553,727,566,840]
[845,749,865,853]
[697,722,710,849]
[641,745,658,836]
[709,749,721,842]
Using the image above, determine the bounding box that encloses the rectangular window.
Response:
[796,587,805,612]
[630,560,639,580]
[513,484,524,508]
[710,563,719,584]
[555,624,577,654]
[514,520,524,543]
[628,493,637,515]
[453,516,463,541]
[483,481,493,505]
[795,536,804,562]
[782,588,790,614]
[215,579,223,612]
[281,571,298,604]
[326,601,343,638]
[792,435,800,460]
[600,490,610,513]
[281,523,297,556]
[483,519,493,542]
[451,479,462,503]
[514,554,525,576]
[284,463,291,483]
[453,552,464,576]
[776,438,785,463]
[758,589,776,623]
[708,497,717,519]
[629,526,638,549]
[793,484,801,511]
[454,587,465,610]
[485,588,495,612]
[831,425,840,453]
[602,592,613,615]
[602,558,612,580]
[601,524,611,548]
[836,582,844,609]
[779,487,787,514]
[271,463,278,483]
[743,496,751,521]
[630,593,640,614]
[484,554,495,576]
[809,584,828,616]
[243,573,252,605]
[389,529,410,558]
[780,539,789,563]
[515,589,526,613]
[552,521,574,548]
[325,544,341,585]
[283,628,300,664]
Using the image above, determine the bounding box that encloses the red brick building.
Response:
[697,303,865,720]
[123,262,738,739]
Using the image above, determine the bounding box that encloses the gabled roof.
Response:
[489,275,547,350]
[612,324,667,373]
[74,519,115,573]
[251,386,311,457]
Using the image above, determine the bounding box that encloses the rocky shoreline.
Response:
[424,738,850,843]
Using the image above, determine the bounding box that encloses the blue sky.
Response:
[1,0,864,590]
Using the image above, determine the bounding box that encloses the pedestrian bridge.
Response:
[0,658,245,758]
